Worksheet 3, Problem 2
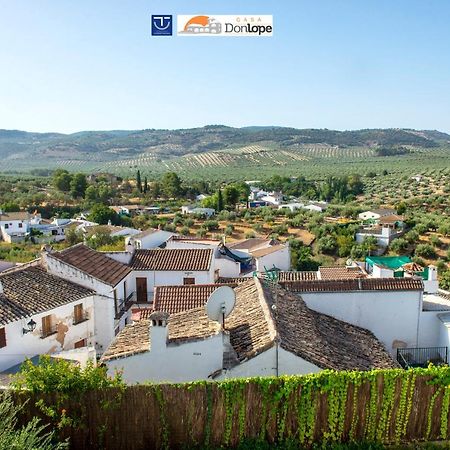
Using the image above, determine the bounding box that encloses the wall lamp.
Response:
[22,319,37,335]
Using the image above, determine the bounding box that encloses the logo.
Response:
[151,15,173,36]
[177,15,273,37]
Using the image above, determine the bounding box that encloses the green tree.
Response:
[143,177,148,194]
[53,169,72,192]
[217,188,224,212]
[136,170,142,193]
[85,185,98,202]
[88,204,118,225]
[161,172,182,198]
[223,185,240,208]
[70,173,87,199]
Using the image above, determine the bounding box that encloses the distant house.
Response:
[101,279,396,384]
[356,212,405,248]
[278,201,328,213]
[83,224,141,239]
[181,206,215,217]
[110,205,144,217]
[260,191,283,206]
[358,209,397,221]
[125,229,175,250]
[226,238,291,274]
[0,263,96,371]
[0,211,42,243]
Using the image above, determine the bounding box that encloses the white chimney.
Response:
[424,265,439,294]
[0,281,3,295]
[149,311,169,353]
[125,238,136,255]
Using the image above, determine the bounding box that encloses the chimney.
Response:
[428,265,438,281]
[125,238,136,255]
[149,311,170,353]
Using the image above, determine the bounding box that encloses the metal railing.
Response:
[397,347,448,369]
[115,292,136,319]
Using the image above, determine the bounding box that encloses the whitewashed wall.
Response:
[106,329,223,383]
[255,247,291,272]
[0,295,95,371]
[418,311,442,348]
[299,290,423,354]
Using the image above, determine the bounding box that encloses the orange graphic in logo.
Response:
[182,15,222,34]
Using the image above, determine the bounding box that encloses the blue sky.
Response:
[0,0,449,133]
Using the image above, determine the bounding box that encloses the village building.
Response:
[181,205,215,217]
[0,211,42,243]
[101,279,397,384]
[125,228,175,250]
[129,248,215,303]
[0,262,96,371]
[42,244,134,353]
[226,238,291,274]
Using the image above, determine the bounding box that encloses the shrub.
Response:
[245,231,256,239]
[0,392,67,449]
[415,243,436,259]
[203,220,219,232]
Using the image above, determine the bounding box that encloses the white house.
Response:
[0,263,96,372]
[166,236,241,278]
[102,279,396,384]
[129,248,215,303]
[43,244,134,354]
[260,191,283,206]
[0,211,42,243]
[181,206,215,217]
[226,238,291,274]
[358,208,397,221]
[279,275,424,356]
[125,229,175,250]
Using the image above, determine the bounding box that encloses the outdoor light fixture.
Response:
[22,318,37,335]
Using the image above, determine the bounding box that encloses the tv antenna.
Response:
[205,286,236,329]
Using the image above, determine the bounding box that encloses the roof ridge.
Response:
[253,278,278,343]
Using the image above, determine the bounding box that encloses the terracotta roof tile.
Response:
[281,277,423,293]
[50,244,131,287]
[217,277,249,284]
[262,284,398,371]
[152,283,237,315]
[131,248,212,271]
[278,271,318,282]
[319,266,367,280]
[0,266,94,325]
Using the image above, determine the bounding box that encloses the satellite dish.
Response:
[206,286,236,326]
[346,258,353,267]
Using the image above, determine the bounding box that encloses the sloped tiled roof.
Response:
[0,266,94,325]
[227,238,272,251]
[152,284,237,315]
[131,248,213,271]
[217,277,249,284]
[278,271,318,282]
[319,266,367,280]
[281,277,423,293]
[101,308,221,361]
[0,211,31,221]
[50,244,131,287]
[102,279,397,371]
[262,284,398,371]
[251,244,287,258]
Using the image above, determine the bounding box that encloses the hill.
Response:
[0,126,449,178]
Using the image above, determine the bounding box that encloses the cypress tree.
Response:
[136,170,142,193]
[217,188,224,212]
[143,177,148,194]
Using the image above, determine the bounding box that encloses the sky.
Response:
[0,0,450,134]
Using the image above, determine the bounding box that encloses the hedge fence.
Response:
[12,366,450,449]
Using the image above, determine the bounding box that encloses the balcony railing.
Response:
[115,293,136,320]
[397,347,448,369]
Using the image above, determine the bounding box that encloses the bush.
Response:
[317,236,337,255]
[245,231,256,239]
[203,220,219,232]
[0,392,67,449]
[415,243,436,259]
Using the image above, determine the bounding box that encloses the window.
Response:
[74,338,86,349]
[4,224,8,229]
[18,223,23,228]
[74,304,85,324]
[41,315,55,338]
[0,328,6,348]
[183,277,195,285]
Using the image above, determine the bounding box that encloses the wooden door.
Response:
[136,277,148,303]
[183,277,195,285]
